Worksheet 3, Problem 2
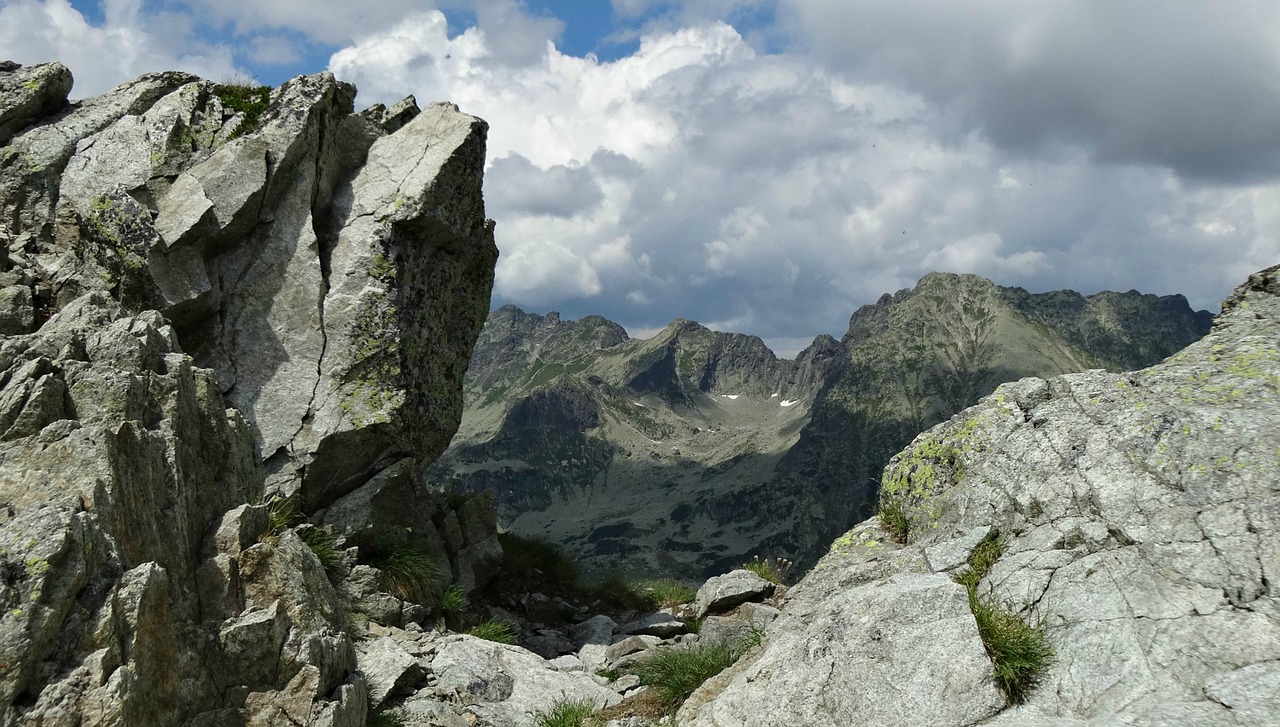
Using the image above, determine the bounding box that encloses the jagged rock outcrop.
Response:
[0,61,498,725]
[679,263,1280,726]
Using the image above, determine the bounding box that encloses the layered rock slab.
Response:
[684,263,1280,725]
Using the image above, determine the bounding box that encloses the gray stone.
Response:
[431,636,621,724]
[611,674,642,693]
[623,612,687,638]
[381,95,420,134]
[696,616,754,649]
[549,654,585,672]
[356,636,425,709]
[0,284,33,335]
[737,602,780,631]
[524,628,578,659]
[923,526,993,573]
[683,573,1004,727]
[0,61,72,144]
[0,61,499,726]
[605,635,657,665]
[694,570,775,617]
[570,614,618,648]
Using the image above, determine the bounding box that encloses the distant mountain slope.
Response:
[758,272,1215,564]
[428,275,1212,576]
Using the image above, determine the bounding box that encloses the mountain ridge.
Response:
[432,273,1213,575]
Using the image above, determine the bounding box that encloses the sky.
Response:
[3,1,1279,356]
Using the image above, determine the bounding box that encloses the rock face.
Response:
[0,61,498,725]
[681,264,1280,726]
[433,275,1211,575]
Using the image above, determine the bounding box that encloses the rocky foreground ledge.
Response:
[677,264,1280,726]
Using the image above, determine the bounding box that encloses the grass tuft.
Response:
[739,555,792,585]
[968,592,1053,704]
[952,530,1053,704]
[370,543,443,603]
[529,698,598,727]
[439,584,469,615]
[635,578,697,608]
[586,572,655,612]
[468,618,518,644]
[257,494,297,541]
[876,495,910,543]
[214,82,272,138]
[953,531,1004,590]
[298,526,341,572]
[632,635,756,711]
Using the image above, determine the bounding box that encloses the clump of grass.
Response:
[298,526,341,572]
[739,555,792,585]
[952,530,1053,704]
[214,81,272,138]
[261,495,297,539]
[968,593,1053,704]
[595,668,621,682]
[439,584,469,615]
[530,698,598,727]
[953,531,1004,590]
[877,495,910,543]
[636,578,696,608]
[632,635,755,711]
[586,572,654,612]
[370,543,443,603]
[468,618,518,644]
[498,532,579,587]
[444,487,472,510]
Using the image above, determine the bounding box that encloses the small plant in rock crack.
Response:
[952,530,1053,704]
[298,526,341,572]
[740,555,792,585]
[595,668,622,683]
[876,495,910,543]
[439,584,469,615]
[369,542,443,603]
[260,494,297,539]
[529,698,599,727]
[468,618,518,644]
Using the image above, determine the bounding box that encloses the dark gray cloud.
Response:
[782,0,1280,181]
[487,154,606,218]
